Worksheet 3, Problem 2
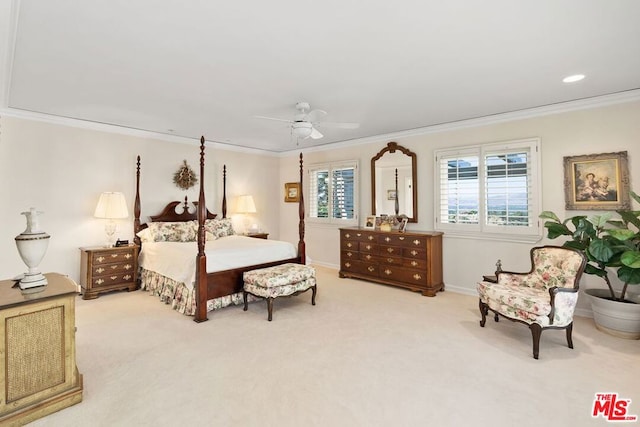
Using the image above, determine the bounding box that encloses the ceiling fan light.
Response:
[292,122,313,139]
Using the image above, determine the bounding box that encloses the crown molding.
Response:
[2,87,639,158]
[280,89,640,155]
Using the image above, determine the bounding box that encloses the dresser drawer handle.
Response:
[385,237,391,242]
[366,244,372,250]
[96,278,104,285]
[368,266,376,272]
[365,255,372,260]
[347,242,353,248]
[345,233,351,238]
[413,274,422,280]
[384,269,392,275]
[110,276,118,280]
[387,258,394,263]
[411,250,418,256]
[346,252,353,257]
[96,256,105,262]
[124,264,132,270]
[124,253,132,259]
[413,240,421,246]
[356,233,362,237]
[123,274,132,280]
[398,236,405,240]
[110,265,118,270]
[96,267,105,274]
[368,235,374,241]
[387,248,395,253]
[411,261,418,267]
[111,254,119,258]
[345,262,351,268]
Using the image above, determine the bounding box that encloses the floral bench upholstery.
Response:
[243,263,317,321]
[477,246,586,359]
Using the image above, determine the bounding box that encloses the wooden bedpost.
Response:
[298,153,306,265]
[222,165,227,219]
[194,136,208,323]
[134,155,141,246]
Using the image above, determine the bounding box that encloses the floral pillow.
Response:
[148,221,197,242]
[204,218,236,239]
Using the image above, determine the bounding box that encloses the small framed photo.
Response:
[387,190,397,200]
[398,217,408,233]
[563,151,630,210]
[364,215,376,229]
[284,182,300,203]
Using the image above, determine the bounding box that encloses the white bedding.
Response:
[138,235,297,289]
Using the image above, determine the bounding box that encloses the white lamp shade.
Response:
[94,192,129,219]
[235,195,256,214]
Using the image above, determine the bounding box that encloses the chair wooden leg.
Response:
[479,300,488,327]
[566,322,574,349]
[311,285,317,305]
[243,291,248,311]
[267,297,273,321]
[530,323,542,360]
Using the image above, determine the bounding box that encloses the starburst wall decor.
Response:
[173,160,198,190]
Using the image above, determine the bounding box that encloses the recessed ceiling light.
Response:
[563,74,585,83]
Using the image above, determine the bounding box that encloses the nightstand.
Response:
[79,245,139,299]
[245,232,269,239]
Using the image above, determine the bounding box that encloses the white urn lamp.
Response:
[235,194,257,234]
[94,192,129,247]
[15,208,51,289]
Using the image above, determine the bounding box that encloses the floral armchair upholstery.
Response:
[477,246,586,359]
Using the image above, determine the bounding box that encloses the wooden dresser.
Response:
[80,245,138,299]
[0,273,83,425]
[339,227,444,296]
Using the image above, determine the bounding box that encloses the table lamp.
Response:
[94,192,129,247]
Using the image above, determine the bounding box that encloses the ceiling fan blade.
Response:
[305,109,327,123]
[317,121,360,129]
[310,127,323,139]
[254,115,292,123]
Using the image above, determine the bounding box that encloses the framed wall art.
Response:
[387,190,397,200]
[563,151,630,210]
[284,182,300,203]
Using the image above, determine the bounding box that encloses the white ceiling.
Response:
[2,0,640,153]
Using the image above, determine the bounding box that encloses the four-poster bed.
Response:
[134,136,306,322]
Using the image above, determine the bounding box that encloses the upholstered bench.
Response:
[243,263,317,321]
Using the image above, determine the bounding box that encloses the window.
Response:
[308,161,358,225]
[434,138,541,241]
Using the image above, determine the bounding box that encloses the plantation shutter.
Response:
[484,150,531,227]
[309,167,329,219]
[437,152,480,225]
[331,166,355,219]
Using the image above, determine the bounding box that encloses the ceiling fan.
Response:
[255,102,360,141]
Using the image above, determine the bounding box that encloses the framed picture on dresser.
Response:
[364,215,376,229]
[399,217,408,233]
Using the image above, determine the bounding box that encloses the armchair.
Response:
[477,246,587,359]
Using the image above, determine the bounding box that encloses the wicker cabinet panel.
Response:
[80,245,139,300]
[339,228,443,297]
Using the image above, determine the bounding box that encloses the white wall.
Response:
[0,116,281,283]
[279,100,640,315]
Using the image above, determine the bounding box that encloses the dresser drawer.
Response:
[341,259,379,277]
[359,242,379,253]
[378,265,428,286]
[403,247,426,259]
[379,245,401,256]
[91,250,135,265]
[341,230,376,243]
[91,261,136,276]
[91,272,135,288]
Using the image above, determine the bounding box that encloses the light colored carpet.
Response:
[30,266,639,427]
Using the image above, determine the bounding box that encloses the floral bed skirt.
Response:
[139,268,251,315]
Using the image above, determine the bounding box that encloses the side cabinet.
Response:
[339,227,443,296]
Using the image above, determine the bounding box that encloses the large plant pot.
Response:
[585,288,640,340]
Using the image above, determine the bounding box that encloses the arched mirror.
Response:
[371,142,417,222]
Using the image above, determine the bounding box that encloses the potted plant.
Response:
[539,191,640,339]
